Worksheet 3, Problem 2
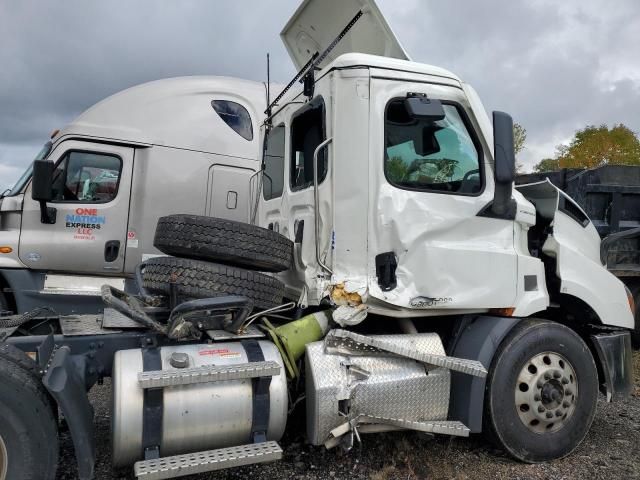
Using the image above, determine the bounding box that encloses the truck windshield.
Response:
[384,101,481,194]
[4,141,53,197]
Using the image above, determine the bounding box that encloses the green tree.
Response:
[533,157,560,172]
[513,123,527,173]
[556,124,640,169]
[513,123,527,156]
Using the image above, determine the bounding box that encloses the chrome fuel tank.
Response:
[111,341,287,467]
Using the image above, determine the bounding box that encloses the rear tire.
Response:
[483,319,598,462]
[154,215,293,272]
[0,355,58,480]
[142,256,285,309]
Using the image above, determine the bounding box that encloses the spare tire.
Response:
[154,215,293,272]
[142,256,285,309]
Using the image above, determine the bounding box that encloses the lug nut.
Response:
[534,394,541,402]
[565,389,572,396]
[561,378,569,385]
[537,380,544,388]
[544,373,551,380]
[555,410,563,417]
[553,371,561,379]
[562,401,570,408]
[546,412,553,419]
[538,405,546,413]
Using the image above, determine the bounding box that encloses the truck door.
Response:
[19,140,134,274]
[369,79,518,309]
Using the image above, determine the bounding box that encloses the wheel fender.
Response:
[448,315,521,433]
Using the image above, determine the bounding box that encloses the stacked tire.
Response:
[143,215,294,309]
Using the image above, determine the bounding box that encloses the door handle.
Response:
[104,240,120,262]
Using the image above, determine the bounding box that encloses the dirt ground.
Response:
[56,352,640,480]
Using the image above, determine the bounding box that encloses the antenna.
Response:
[264,9,364,116]
[266,53,271,123]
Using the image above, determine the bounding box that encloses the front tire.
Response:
[0,353,58,480]
[483,319,598,462]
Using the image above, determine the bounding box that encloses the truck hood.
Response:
[517,179,633,329]
[281,0,410,71]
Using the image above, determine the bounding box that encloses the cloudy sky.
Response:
[1,0,639,189]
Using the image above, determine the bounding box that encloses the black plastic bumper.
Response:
[591,331,634,402]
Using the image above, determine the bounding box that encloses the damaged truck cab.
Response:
[259,2,633,329]
[258,0,634,452]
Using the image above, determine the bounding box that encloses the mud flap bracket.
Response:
[42,345,96,480]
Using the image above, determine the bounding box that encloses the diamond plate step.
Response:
[359,415,470,437]
[134,441,283,479]
[326,329,487,378]
[138,361,281,389]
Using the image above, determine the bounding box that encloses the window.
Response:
[51,151,122,203]
[290,99,326,191]
[384,100,482,194]
[263,125,285,200]
[212,100,253,141]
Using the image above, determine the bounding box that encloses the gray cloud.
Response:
[0,0,638,187]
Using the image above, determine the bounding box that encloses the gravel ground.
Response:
[56,352,640,480]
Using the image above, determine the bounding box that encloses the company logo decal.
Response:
[65,208,106,241]
[26,252,41,262]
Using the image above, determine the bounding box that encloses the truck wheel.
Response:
[483,319,598,462]
[0,356,58,480]
[154,215,293,272]
[142,256,285,309]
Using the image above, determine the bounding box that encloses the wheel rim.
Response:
[0,433,7,480]
[514,351,578,434]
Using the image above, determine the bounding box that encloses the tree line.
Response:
[513,123,640,173]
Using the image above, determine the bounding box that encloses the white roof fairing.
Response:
[57,76,270,159]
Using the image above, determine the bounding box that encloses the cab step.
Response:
[134,441,283,479]
[138,360,281,389]
[326,329,488,377]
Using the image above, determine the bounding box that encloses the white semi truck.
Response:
[0,1,635,479]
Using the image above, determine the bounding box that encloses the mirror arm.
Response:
[39,201,57,224]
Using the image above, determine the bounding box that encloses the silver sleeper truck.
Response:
[0,1,635,479]
[0,76,270,314]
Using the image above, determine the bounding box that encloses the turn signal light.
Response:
[0,246,13,254]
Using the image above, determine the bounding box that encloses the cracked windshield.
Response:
[385,101,481,194]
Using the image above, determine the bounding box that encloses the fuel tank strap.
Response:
[242,340,272,443]
[141,347,163,460]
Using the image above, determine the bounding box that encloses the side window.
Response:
[384,100,482,194]
[51,151,122,203]
[263,125,285,200]
[212,100,253,141]
[290,100,326,191]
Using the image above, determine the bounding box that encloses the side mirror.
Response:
[404,93,445,122]
[31,159,54,202]
[492,111,516,216]
[31,159,56,224]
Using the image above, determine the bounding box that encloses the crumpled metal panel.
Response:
[305,333,450,445]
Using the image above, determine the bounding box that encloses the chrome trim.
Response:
[312,137,333,275]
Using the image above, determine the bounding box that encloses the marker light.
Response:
[50,129,60,139]
[0,246,13,254]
